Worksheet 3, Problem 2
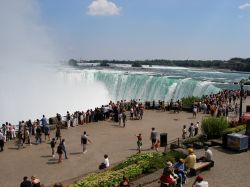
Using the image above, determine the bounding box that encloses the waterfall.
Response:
[72,70,221,102]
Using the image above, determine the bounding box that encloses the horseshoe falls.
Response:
[92,71,220,101]
[61,65,250,103]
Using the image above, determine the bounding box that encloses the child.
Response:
[50,138,56,158]
[136,134,142,153]
[99,154,109,170]
[182,125,187,139]
[154,139,160,151]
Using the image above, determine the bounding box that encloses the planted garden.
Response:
[70,151,184,187]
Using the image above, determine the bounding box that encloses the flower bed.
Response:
[70,151,184,187]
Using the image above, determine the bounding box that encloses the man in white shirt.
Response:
[198,146,213,162]
[204,146,213,161]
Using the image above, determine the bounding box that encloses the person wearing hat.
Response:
[181,148,196,176]
[192,175,208,187]
[163,161,173,175]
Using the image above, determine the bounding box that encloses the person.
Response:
[136,133,142,153]
[44,125,50,142]
[174,159,186,185]
[26,127,31,145]
[41,115,48,132]
[160,169,176,187]
[35,126,42,144]
[66,111,71,128]
[154,139,160,152]
[31,176,41,187]
[162,161,174,176]
[53,182,63,187]
[192,175,208,187]
[188,123,195,137]
[81,131,92,154]
[122,111,127,127]
[57,143,63,163]
[0,130,4,152]
[17,130,25,149]
[150,127,157,149]
[20,176,32,187]
[130,107,134,120]
[198,146,213,163]
[55,124,61,142]
[119,176,130,187]
[194,122,199,136]
[99,154,110,170]
[181,148,196,176]
[193,105,197,118]
[118,112,122,125]
[182,125,187,139]
[60,139,68,159]
[50,138,57,158]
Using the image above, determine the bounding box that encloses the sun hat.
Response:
[166,161,173,167]
[188,148,194,154]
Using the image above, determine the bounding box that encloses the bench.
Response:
[191,162,213,176]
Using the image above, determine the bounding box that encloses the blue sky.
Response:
[8,0,250,60]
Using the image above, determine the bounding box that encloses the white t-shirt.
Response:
[104,158,110,167]
[193,181,209,187]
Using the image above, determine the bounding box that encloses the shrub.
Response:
[182,134,205,145]
[201,117,229,139]
[222,125,246,134]
[131,62,142,67]
[181,96,201,106]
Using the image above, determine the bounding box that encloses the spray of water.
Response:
[0,0,110,124]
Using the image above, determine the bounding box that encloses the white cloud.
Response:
[239,3,250,9]
[87,0,121,16]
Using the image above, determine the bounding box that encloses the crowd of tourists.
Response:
[0,99,144,151]
[0,89,247,186]
[193,89,247,117]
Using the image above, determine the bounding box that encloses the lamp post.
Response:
[239,79,244,123]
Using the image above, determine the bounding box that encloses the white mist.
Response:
[0,0,110,124]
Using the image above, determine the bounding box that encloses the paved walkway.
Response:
[0,99,249,187]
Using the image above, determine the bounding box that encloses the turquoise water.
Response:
[65,64,250,102]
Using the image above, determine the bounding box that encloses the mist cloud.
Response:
[0,0,110,124]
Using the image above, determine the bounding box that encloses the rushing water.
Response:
[1,62,250,124]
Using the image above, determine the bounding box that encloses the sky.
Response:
[2,0,250,60]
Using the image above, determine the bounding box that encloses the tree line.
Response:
[68,58,250,72]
